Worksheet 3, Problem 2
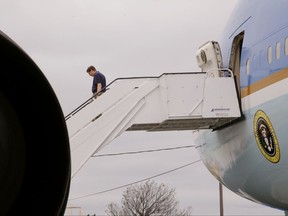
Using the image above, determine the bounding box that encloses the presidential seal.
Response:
[253,110,280,163]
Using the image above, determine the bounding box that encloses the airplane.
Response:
[1,0,288,215]
[195,0,288,215]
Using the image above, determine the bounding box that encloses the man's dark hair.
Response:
[86,65,96,73]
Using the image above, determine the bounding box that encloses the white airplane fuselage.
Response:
[197,0,288,211]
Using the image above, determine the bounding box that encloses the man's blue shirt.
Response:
[92,71,106,93]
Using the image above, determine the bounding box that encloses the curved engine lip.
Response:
[0,30,71,215]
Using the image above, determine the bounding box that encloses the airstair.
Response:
[65,41,242,177]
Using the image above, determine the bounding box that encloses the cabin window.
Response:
[285,37,288,55]
[246,58,250,75]
[276,41,281,60]
[268,46,272,64]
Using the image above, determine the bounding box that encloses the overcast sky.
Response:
[0,0,285,215]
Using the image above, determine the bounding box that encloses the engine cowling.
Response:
[0,31,70,215]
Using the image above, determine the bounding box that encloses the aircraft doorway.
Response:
[229,31,244,96]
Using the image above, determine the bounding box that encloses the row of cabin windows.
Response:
[246,37,288,75]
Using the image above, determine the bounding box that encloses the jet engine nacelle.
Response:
[0,31,70,215]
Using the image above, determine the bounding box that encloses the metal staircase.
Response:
[65,41,242,177]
